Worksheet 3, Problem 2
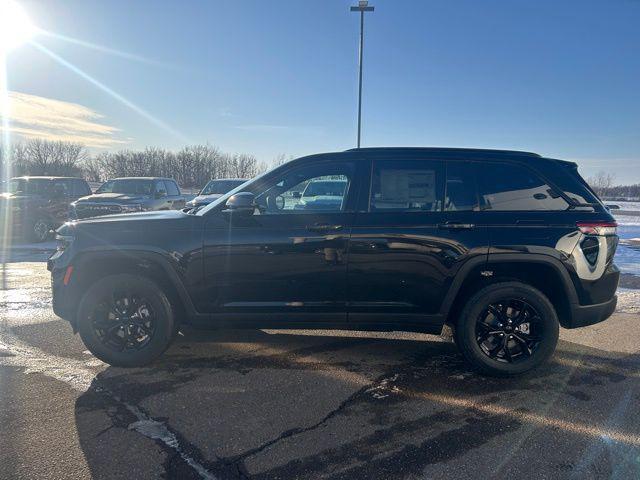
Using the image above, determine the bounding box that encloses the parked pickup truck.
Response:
[70,177,185,219]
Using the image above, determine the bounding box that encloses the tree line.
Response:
[1,139,269,188]
[587,170,640,200]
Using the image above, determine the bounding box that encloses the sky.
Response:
[3,0,640,182]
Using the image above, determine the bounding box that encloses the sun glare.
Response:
[0,0,36,53]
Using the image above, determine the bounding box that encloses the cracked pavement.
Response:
[1,261,640,479]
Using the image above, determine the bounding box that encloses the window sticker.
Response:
[380,170,435,204]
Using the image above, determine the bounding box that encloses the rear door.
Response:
[347,155,489,329]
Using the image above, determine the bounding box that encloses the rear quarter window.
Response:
[478,162,568,211]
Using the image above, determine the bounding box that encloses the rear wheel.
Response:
[77,274,176,367]
[454,282,559,376]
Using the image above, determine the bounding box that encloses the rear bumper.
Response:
[567,295,617,329]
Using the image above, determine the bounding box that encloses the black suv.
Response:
[1,176,92,242]
[70,177,185,219]
[49,148,619,376]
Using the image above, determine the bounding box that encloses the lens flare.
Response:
[0,0,37,53]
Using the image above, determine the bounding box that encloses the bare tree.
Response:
[587,171,615,197]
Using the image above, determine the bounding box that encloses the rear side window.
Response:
[370,159,444,212]
[445,161,479,211]
[72,179,91,196]
[164,180,180,196]
[478,162,568,211]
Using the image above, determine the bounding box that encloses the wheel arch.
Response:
[69,249,196,329]
[442,254,578,329]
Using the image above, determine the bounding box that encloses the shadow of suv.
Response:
[1,176,92,242]
[49,148,620,376]
[70,177,185,219]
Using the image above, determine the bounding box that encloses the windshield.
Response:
[201,179,246,195]
[97,179,153,195]
[302,181,347,197]
[8,178,51,195]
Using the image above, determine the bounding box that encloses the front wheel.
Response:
[454,282,559,376]
[77,274,176,367]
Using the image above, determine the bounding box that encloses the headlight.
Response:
[120,204,143,213]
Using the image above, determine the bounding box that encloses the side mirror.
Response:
[223,192,256,216]
[292,191,301,199]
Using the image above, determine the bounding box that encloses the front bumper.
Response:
[567,295,618,329]
[48,255,77,326]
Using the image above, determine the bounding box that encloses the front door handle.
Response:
[438,222,475,230]
[307,223,343,233]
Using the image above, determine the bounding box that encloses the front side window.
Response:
[164,180,180,196]
[370,159,444,212]
[254,162,354,214]
[154,180,167,196]
[478,163,568,211]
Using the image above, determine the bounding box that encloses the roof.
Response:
[10,176,85,180]
[344,147,541,158]
[111,177,177,181]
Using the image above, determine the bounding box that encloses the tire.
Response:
[77,274,176,367]
[28,217,51,243]
[454,282,559,377]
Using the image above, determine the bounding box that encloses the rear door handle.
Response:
[438,222,475,230]
[307,223,343,233]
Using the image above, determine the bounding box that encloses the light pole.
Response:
[350,0,374,148]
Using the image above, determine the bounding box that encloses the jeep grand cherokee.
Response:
[48,148,619,376]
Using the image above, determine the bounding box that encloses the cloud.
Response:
[1,91,128,148]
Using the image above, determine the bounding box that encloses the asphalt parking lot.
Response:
[1,258,640,480]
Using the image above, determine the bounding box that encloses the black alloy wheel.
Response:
[78,274,176,367]
[454,282,559,376]
[91,291,157,352]
[475,299,542,364]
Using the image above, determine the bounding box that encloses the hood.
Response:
[75,192,149,203]
[75,209,185,225]
[189,194,223,205]
[0,192,39,201]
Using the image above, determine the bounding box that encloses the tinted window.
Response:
[445,162,479,211]
[370,159,444,212]
[164,180,180,196]
[9,178,51,195]
[52,180,71,196]
[155,180,167,195]
[97,179,153,195]
[478,163,568,211]
[72,179,90,196]
[201,180,246,195]
[254,162,354,214]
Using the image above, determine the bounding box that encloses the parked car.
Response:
[1,176,91,242]
[293,179,348,210]
[70,177,185,219]
[49,147,619,375]
[185,178,248,209]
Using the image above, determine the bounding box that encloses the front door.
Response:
[347,156,489,329]
[199,157,363,325]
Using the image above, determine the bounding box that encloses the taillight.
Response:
[576,221,617,236]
